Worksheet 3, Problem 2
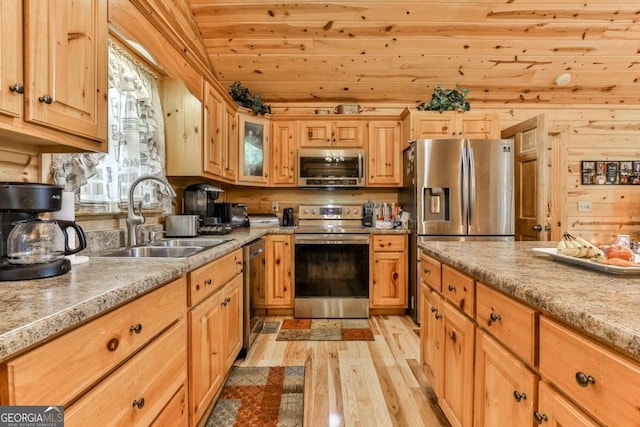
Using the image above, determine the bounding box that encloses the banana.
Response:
[575,236,605,258]
[560,233,581,257]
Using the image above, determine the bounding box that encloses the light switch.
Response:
[577,201,592,212]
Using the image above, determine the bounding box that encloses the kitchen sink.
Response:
[151,238,232,247]
[95,246,206,258]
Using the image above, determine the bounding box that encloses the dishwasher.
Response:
[241,238,266,356]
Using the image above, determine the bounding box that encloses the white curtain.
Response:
[51,40,168,212]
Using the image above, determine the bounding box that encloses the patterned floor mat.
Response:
[206,366,305,427]
[276,318,374,341]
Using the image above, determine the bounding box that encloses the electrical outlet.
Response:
[578,201,592,212]
[272,201,279,212]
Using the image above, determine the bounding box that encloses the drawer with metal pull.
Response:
[476,282,537,365]
[188,248,243,307]
[441,264,475,318]
[420,252,442,292]
[2,277,185,405]
[539,316,640,426]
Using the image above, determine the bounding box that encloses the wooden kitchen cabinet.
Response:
[442,264,475,318]
[474,330,537,427]
[0,0,107,151]
[401,109,500,143]
[420,283,444,397]
[188,250,244,426]
[270,120,298,186]
[370,235,407,309]
[238,110,270,185]
[164,78,238,182]
[1,277,186,406]
[420,252,442,293]
[299,119,365,148]
[539,316,640,427]
[265,234,294,308]
[440,300,475,427]
[535,381,600,427]
[367,120,402,186]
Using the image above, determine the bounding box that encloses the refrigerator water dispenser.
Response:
[425,187,450,221]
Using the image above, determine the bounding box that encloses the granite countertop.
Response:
[0,228,275,363]
[418,240,640,360]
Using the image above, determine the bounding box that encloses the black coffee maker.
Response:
[183,183,229,234]
[0,182,84,281]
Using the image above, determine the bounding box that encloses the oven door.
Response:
[294,233,369,318]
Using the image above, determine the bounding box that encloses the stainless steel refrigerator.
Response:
[400,139,515,323]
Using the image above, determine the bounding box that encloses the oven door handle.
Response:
[295,235,370,244]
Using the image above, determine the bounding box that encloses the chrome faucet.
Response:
[126,174,176,246]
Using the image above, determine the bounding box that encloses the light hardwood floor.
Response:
[236,315,449,427]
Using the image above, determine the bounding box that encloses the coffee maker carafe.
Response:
[0,182,87,281]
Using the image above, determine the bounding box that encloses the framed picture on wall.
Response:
[606,161,619,184]
[581,161,595,185]
[620,161,632,184]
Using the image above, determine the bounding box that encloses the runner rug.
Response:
[206,366,305,427]
[275,318,374,341]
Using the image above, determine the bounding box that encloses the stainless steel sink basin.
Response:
[152,238,232,248]
[95,246,206,258]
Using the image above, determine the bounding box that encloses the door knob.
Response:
[532,224,542,232]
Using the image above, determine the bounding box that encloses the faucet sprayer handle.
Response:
[137,201,146,223]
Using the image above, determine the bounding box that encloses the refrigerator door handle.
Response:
[460,143,468,226]
[468,144,476,223]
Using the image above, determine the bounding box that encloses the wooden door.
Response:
[420,284,444,397]
[474,330,537,427]
[536,382,599,427]
[188,291,223,426]
[502,114,550,241]
[299,120,331,147]
[223,103,238,181]
[371,251,406,307]
[25,0,107,140]
[367,120,401,186]
[270,120,297,186]
[222,275,243,371]
[333,120,365,147]
[203,82,224,177]
[0,0,22,118]
[266,234,294,307]
[440,301,475,427]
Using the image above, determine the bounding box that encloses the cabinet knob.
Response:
[38,94,53,104]
[423,268,430,274]
[205,278,212,285]
[430,307,437,313]
[449,331,457,343]
[575,371,596,387]
[132,397,145,409]
[434,313,442,320]
[533,412,548,424]
[9,83,24,94]
[129,323,143,334]
[447,284,456,292]
[489,312,502,323]
[513,390,527,402]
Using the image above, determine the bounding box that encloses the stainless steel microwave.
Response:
[297,148,365,188]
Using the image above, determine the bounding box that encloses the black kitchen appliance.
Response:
[0,182,86,281]
[183,183,230,234]
[282,207,294,226]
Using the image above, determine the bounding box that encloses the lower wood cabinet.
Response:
[439,300,475,427]
[65,320,187,427]
[474,330,537,427]
[188,265,243,426]
[151,385,188,427]
[265,234,294,308]
[370,234,407,309]
[420,283,444,397]
[535,381,599,427]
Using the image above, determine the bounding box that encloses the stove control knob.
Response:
[311,208,317,214]
[345,208,351,214]
[353,208,359,215]
[303,208,309,215]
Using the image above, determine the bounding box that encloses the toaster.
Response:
[165,215,199,237]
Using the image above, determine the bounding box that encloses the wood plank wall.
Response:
[0,142,40,183]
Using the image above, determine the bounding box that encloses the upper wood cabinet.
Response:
[270,120,298,186]
[367,120,402,187]
[299,119,365,148]
[237,110,270,185]
[164,78,237,182]
[402,109,500,143]
[0,0,107,151]
[0,1,22,118]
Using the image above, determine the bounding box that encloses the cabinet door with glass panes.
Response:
[237,110,269,185]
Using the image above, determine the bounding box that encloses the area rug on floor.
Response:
[276,318,374,341]
[206,366,305,427]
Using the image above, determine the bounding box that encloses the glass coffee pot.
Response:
[6,219,87,265]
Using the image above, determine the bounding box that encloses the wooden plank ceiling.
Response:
[187,1,640,106]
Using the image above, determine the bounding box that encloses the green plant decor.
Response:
[417,85,470,113]
[229,81,272,115]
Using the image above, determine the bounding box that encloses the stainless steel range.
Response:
[294,204,369,318]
